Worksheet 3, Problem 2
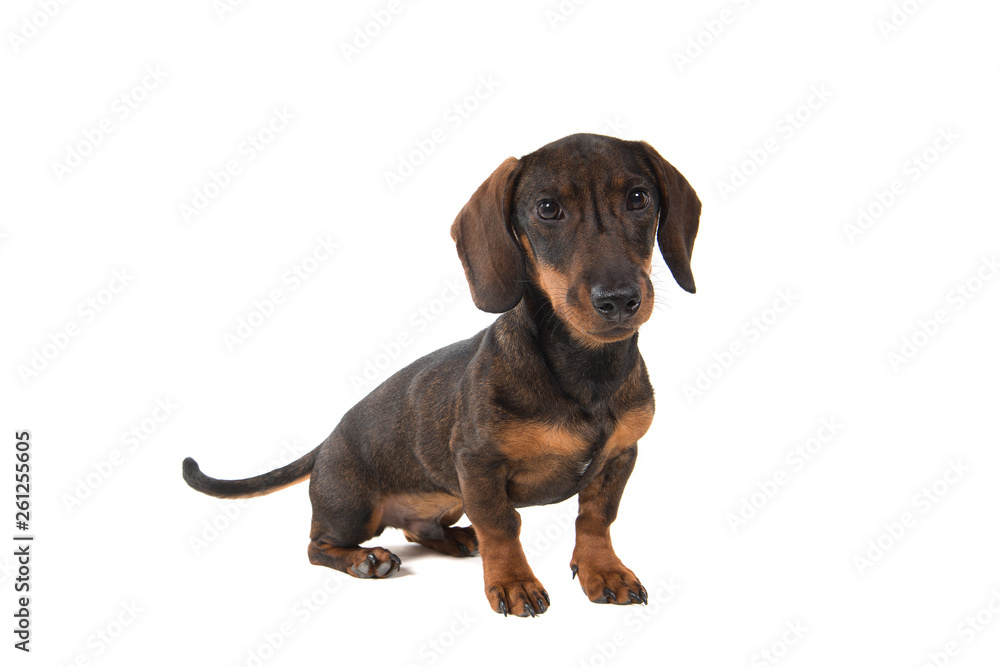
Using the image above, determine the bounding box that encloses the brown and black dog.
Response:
[183,133,700,617]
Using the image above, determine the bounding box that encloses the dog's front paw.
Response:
[485,576,550,618]
[570,557,647,605]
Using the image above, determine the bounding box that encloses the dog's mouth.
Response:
[597,322,642,336]
[579,321,644,343]
[551,304,651,347]
[532,264,655,345]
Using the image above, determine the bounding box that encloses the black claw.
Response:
[570,564,579,580]
[367,552,378,566]
[390,553,401,565]
[498,599,508,617]
[639,586,648,604]
[542,590,551,606]
[628,590,641,604]
[536,597,548,613]
[603,587,617,602]
[458,544,471,557]
[524,602,536,618]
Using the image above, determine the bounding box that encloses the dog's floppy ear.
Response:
[450,156,525,313]
[640,141,701,294]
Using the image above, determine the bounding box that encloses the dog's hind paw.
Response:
[348,548,401,579]
[404,525,478,557]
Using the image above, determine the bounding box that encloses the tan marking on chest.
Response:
[605,405,654,455]
[500,422,588,501]
[497,422,588,460]
[497,405,654,462]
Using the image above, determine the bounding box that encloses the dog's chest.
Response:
[498,405,652,505]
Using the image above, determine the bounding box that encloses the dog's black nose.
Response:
[590,285,641,322]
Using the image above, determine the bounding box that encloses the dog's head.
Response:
[451,133,700,346]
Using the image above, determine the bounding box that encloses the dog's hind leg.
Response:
[305,443,401,579]
[401,503,478,557]
[308,541,401,579]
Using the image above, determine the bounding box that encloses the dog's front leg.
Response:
[456,451,549,618]
[570,445,648,605]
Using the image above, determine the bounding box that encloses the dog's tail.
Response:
[182,447,319,499]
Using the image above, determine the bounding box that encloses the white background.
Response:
[2,0,999,665]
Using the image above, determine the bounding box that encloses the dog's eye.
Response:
[537,200,561,220]
[627,189,650,210]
